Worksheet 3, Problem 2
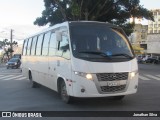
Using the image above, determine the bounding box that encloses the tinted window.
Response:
[42,32,51,56]
[27,38,33,55]
[36,34,44,55]
[49,32,57,56]
[9,58,18,62]
[31,36,38,55]
[70,24,134,62]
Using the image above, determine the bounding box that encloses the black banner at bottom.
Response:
[0,111,160,117]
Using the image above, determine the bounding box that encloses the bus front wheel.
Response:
[59,80,73,104]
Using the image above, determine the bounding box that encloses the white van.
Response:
[22,21,139,103]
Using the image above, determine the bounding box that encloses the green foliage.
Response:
[0,41,3,48]
[1,39,18,61]
[34,0,154,35]
[2,39,17,47]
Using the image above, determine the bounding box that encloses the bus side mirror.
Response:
[56,32,62,42]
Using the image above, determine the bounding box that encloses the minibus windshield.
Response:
[70,23,134,62]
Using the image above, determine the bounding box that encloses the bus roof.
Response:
[24,21,120,40]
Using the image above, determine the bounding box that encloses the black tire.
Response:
[29,73,38,88]
[112,95,125,100]
[60,80,73,104]
[154,60,158,64]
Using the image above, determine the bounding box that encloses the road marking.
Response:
[0,75,15,80]
[3,75,24,81]
[15,77,27,80]
[0,73,22,75]
[139,75,150,80]
[156,75,160,77]
[145,75,160,81]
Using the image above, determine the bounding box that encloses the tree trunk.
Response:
[84,9,89,20]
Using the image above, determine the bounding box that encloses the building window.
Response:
[154,30,157,33]
[154,24,157,27]
[154,12,157,15]
[141,34,145,39]
[149,30,153,33]
[150,24,153,27]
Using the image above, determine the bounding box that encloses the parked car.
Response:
[137,56,143,63]
[145,56,159,64]
[6,58,21,69]
[137,55,147,63]
[12,54,21,59]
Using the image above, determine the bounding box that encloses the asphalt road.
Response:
[0,63,160,119]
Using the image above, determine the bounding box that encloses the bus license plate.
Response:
[106,81,119,86]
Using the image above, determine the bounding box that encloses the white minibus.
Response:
[22,21,138,103]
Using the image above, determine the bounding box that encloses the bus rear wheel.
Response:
[60,80,73,104]
[29,73,38,88]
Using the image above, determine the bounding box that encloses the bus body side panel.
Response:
[22,56,30,79]
[55,57,73,95]
[22,55,48,86]
[35,56,49,86]
[47,56,58,91]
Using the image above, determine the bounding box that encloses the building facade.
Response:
[147,9,160,55]
[129,9,160,55]
[148,9,160,34]
[147,34,160,55]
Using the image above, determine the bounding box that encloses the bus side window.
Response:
[42,32,51,56]
[27,38,33,55]
[31,36,38,55]
[56,32,70,59]
[36,34,44,56]
[49,32,57,56]
[22,39,28,56]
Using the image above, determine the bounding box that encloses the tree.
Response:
[34,0,154,35]
[1,39,18,62]
[0,41,3,49]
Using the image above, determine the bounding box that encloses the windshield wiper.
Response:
[79,51,111,59]
[112,53,134,59]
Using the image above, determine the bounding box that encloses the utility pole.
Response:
[10,29,13,57]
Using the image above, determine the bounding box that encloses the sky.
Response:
[0,0,46,42]
[0,0,44,26]
[0,0,160,42]
[140,0,160,10]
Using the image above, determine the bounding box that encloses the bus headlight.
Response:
[86,74,93,80]
[130,71,138,79]
[74,72,93,80]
